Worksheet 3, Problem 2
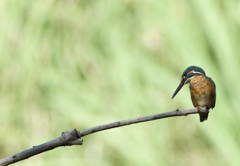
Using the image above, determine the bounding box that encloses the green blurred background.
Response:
[0,0,239,165]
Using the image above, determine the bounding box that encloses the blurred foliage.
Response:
[0,0,239,165]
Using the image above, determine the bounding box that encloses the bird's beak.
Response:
[171,78,185,99]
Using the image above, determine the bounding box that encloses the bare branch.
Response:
[0,130,82,166]
[0,107,208,166]
[78,107,208,137]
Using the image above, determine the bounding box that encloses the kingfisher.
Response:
[171,66,216,122]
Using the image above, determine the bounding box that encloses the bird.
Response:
[171,66,216,122]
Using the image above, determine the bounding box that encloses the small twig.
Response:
[0,130,82,166]
[0,107,208,166]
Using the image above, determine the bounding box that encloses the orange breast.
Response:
[190,75,216,109]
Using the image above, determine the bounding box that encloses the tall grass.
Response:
[0,0,239,165]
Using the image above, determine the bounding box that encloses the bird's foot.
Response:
[196,106,201,112]
[196,106,208,113]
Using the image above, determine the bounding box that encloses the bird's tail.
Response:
[199,112,208,122]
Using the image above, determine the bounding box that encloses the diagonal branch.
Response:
[0,107,208,166]
[78,107,208,137]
